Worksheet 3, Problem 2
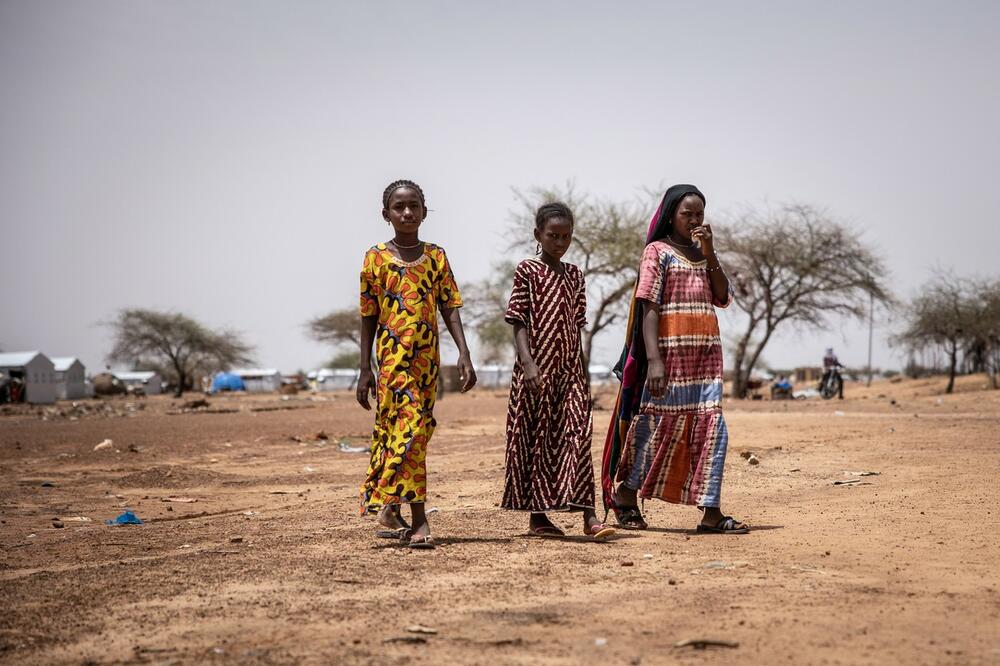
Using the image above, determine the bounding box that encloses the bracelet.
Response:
[706,264,723,273]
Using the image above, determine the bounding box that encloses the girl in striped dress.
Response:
[601,185,749,534]
[502,203,615,540]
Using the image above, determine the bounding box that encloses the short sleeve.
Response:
[635,243,665,304]
[436,249,463,309]
[359,250,380,317]
[712,278,734,309]
[575,267,588,328]
[504,262,531,326]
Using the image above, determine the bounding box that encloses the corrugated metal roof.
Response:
[51,357,84,372]
[232,368,280,377]
[0,351,45,367]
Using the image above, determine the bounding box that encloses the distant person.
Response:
[501,202,615,541]
[601,184,749,534]
[771,374,793,400]
[821,347,844,399]
[355,179,477,549]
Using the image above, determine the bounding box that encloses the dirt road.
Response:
[2,377,999,664]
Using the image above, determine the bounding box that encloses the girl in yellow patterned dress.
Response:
[357,179,477,549]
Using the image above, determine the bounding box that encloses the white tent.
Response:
[313,368,359,391]
[51,357,87,400]
[477,365,512,389]
[232,368,282,393]
[113,370,163,395]
[0,351,57,404]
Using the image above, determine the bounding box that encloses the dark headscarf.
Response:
[645,184,706,243]
[599,183,705,513]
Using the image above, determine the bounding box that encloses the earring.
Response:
[535,243,541,255]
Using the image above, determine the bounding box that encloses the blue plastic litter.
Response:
[106,510,143,525]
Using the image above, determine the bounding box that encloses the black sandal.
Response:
[696,516,749,534]
[613,506,648,530]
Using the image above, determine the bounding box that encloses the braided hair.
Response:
[535,201,574,229]
[382,179,427,211]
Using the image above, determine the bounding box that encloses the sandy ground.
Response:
[2,375,999,665]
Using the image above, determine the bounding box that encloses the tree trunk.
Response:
[731,322,754,399]
[945,340,957,394]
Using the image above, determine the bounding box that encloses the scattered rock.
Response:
[314,430,329,440]
[230,536,243,543]
[620,561,634,567]
[406,625,437,635]
[161,497,198,503]
[40,481,55,488]
[594,638,608,647]
[94,439,113,451]
[52,520,64,529]
[747,454,760,465]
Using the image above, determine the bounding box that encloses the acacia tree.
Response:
[107,309,254,397]
[463,261,517,365]
[717,204,891,399]
[503,183,651,367]
[306,308,365,368]
[895,273,1000,393]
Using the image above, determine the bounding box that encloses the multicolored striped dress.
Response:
[615,240,731,507]
[502,259,595,512]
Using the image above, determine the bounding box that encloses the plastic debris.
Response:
[94,439,113,451]
[105,510,143,525]
[338,441,367,453]
[161,497,197,503]
[594,638,608,647]
[406,625,438,635]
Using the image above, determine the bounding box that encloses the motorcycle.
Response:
[818,365,843,400]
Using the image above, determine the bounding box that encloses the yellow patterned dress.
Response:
[359,242,463,513]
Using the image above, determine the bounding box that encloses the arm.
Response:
[641,299,666,397]
[441,306,477,392]
[513,322,542,394]
[692,224,730,305]
[356,314,378,410]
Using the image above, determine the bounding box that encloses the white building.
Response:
[51,357,87,400]
[311,368,359,391]
[477,365,513,389]
[113,370,163,395]
[0,351,57,404]
[233,368,282,393]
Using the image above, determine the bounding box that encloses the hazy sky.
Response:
[2,1,998,376]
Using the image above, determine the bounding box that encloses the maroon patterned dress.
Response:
[502,259,595,511]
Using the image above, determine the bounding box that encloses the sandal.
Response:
[529,525,566,538]
[375,528,410,539]
[584,523,616,541]
[408,534,435,549]
[696,516,750,534]
[613,506,648,531]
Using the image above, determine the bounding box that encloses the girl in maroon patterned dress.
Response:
[501,203,615,540]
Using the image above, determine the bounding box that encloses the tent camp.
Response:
[232,368,282,393]
[52,357,87,400]
[311,368,359,391]
[0,351,56,404]
[211,372,246,393]
[113,371,162,395]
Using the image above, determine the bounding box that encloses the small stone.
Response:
[52,520,64,529]
[230,536,243,543]
[668,579,677,585]
[620,561,634,567]
[594,638,608,647]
